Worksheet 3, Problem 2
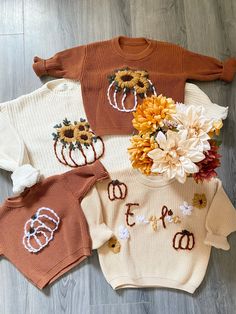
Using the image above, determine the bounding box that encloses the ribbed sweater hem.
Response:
[95,126,134,136]
[36,246,91,289]
[109,276,197,293]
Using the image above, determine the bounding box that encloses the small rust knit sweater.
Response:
[33,36,236,135]
[0,161,110,289]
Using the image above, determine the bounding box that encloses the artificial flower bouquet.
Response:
[128,95,222,183]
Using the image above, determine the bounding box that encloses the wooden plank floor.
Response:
[0,0,235,313]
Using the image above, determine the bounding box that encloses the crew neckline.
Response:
[135,171,176,188]
[4,188,32,208]
[112,36,156,60]
[43,79,81,95]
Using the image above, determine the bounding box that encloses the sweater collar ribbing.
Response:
[43,78,81,96]
[135,171,176,188]
[111,36,156,60]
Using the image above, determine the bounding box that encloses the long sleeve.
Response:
[81,185,113,250]
[0,113,40,194]
[33,45,87,80]
[184,83,228,121]
[62,160,109,200]
[182,48,236,82]
[204,180,236,250]
[0,114,28,172]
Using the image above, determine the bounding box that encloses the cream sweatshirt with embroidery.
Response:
[81,171,236,293]
[0,79,228,194]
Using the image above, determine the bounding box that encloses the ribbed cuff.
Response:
[92,160,109,181]
[92,224,113,249]
[221,58,236,82]
[33,56,47,77]
[204,232,230,250]
[11,164,40,195]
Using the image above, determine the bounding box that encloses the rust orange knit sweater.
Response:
[33,36,236,135]
[0,161,110,289]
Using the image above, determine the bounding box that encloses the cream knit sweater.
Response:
[0,79,228,194]
[81,170,236,293]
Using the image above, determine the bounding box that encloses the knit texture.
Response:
[0,161,109,289]
[32,36,236,135]
[81,171,236,293]
[0,79,227,191]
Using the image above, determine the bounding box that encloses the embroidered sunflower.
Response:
[135,77,150,95]
[75,120,90,132]
[192,193,207,209]
[76,130,93,145]
[114,69,139,89]
[108,237,121,253]
[58,125,76,143]
[135,70,148,78]
[128,134,158,175]
[132,95,176,134]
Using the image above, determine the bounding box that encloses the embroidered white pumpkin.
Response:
[23,207,60,253]
[52,118,105,168]
[107,68,157,112]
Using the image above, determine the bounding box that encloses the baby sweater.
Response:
[0,79,227,193]
[33,36,236,135]
[0,161,109,289]
[81,170,236,293]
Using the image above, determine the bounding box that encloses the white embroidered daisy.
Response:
[166,215,173,223]
[136,215,149,224]
[179,202,193,216]
[118,225,130,240]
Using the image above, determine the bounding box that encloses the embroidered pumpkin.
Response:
[107,68,156,112]
[173,229,195,251]
[52,118,105,168]
[23,207,60,253]
[108,236,121,253]
[108,179,128,201]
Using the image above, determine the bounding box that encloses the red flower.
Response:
[193,140,221,183]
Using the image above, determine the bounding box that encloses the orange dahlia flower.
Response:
[128,134,158,175]
[132,95,176,134]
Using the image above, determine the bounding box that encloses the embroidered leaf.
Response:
[80,118,86,122]
[52,133,59,140]
[74,121,77,125]
[93,136,98,143]
[76,142,82,150]
[63,118,71,126]
[53,123,62,129]
[124,88,131,95]
[139,93,145,99]
[69,143,74,150]
[60,139,67,148]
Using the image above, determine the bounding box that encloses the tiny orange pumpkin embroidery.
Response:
[107,180,128,201]
[108,237,121,253]
[173,229,195,251]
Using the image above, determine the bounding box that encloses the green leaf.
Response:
[53,123,62,129]
[63,118,71,126]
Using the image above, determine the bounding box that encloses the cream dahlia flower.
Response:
[173,104,213,151]
[148,130,205,183]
